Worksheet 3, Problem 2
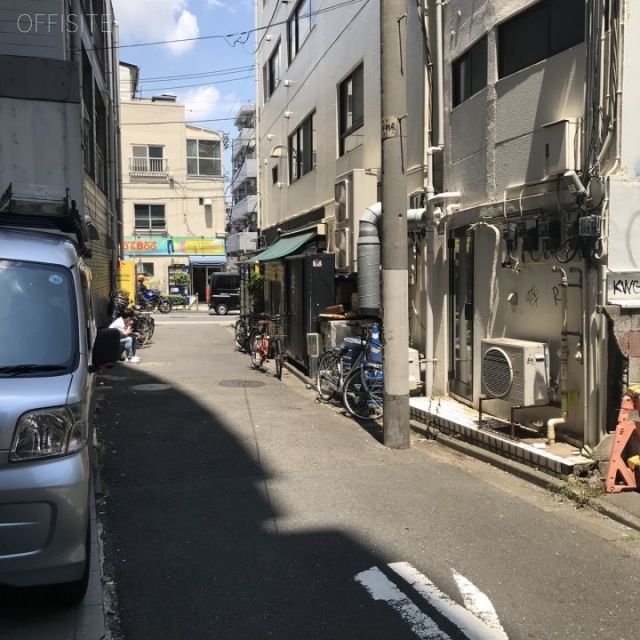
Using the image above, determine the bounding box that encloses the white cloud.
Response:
[206,0,225,7]
[180,85,222,123]
[112,0,199,54]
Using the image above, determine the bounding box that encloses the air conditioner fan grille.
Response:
[482,347,513,398]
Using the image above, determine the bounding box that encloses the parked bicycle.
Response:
[234,312,264,354]
[249,314,285,380]
[316,320,384,420]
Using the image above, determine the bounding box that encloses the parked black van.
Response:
[208,272,240,315]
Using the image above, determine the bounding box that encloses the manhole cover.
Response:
[219,379,266,388]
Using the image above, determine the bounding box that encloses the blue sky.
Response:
[112,0,256,139]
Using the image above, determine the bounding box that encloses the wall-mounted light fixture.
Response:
[284,79,291,87]
[266,134,275,140]
[284,110,291,118]
[266,34,273,41]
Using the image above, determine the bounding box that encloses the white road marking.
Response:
[452,571,509,639]
[355,567,451,640]
[389,563,509,640]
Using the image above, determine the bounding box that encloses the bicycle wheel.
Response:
[273,337,283,380]
[250,332,265,369]
[235,319,250,352]
[361,363,384,419]
[342,364,384,420]
[136,321,150,347]
[316,350,340,401]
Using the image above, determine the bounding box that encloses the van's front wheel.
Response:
[215,303,229,315]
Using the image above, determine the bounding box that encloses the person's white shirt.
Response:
[109,316,126,336]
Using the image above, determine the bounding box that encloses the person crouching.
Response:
[109,307,141,363]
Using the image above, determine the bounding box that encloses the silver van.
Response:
[0,187,120,602]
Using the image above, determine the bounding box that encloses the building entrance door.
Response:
[449,226,474,401]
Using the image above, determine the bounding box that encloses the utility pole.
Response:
[380,0,410,448]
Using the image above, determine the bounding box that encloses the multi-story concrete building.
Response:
[256,0,639,467]
[227,104,258,264]
[0,0,121,323]
[119,63,227,302]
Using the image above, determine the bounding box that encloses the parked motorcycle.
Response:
[138,288,173,314]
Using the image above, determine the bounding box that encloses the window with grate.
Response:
[498,0,585,78]
[338,64,364,155]
[134,204,166,234]
[287,0,312,65]
[452,37,487,107]
[187,139,222,177]
[288,111,315,183]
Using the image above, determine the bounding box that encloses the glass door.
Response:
[449,226,474,400]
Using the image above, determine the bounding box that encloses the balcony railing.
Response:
[129,157,169,179]
[230,195,257,223]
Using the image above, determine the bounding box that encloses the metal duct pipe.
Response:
[357,202,383,316]
[357,205,428,316]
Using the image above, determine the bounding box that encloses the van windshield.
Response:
[0,260,77,373]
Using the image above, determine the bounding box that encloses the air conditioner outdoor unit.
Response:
[481,338,549,406]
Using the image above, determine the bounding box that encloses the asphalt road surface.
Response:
[15,311,640,640]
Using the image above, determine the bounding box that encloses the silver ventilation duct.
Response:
[356,204,427,316]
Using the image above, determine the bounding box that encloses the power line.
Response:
[140,65,254,83]
[83,0,365,53]
[138,72,254,93]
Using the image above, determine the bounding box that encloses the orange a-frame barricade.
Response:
[605,394,640,493]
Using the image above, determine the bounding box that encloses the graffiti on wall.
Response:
[608,272,640,304]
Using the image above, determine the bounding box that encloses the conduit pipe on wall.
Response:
[424,192,460,397]
[549,266,570,444]
[570,266,588,446]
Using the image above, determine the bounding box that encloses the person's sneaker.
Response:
[127,356,141,363]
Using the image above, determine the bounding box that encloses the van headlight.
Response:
[10,404,88,462]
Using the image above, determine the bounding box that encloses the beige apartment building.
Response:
[119,63,227,302]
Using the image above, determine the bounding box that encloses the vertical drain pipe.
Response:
[357,202,383,316]
[548,266,569,444]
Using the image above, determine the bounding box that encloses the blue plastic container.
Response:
[342,337,365,372]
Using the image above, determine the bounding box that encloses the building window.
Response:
[452,37,488,107]
[137,262,155,277]
[134,204,166,234]
[187,139,222,177]
[272,165,279,185]
[264,41,281,100]
[498,0,585,78]
[130,145,166,174]
[338,64,364,155]
[289,111,315,182]
[287,0,312,64]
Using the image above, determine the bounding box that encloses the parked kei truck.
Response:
[0,183,120,603]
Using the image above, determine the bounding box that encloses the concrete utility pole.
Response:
[380,0,410,448]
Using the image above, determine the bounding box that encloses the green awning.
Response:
[253,231,316,263]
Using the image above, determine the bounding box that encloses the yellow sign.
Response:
[116,259,136,302]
